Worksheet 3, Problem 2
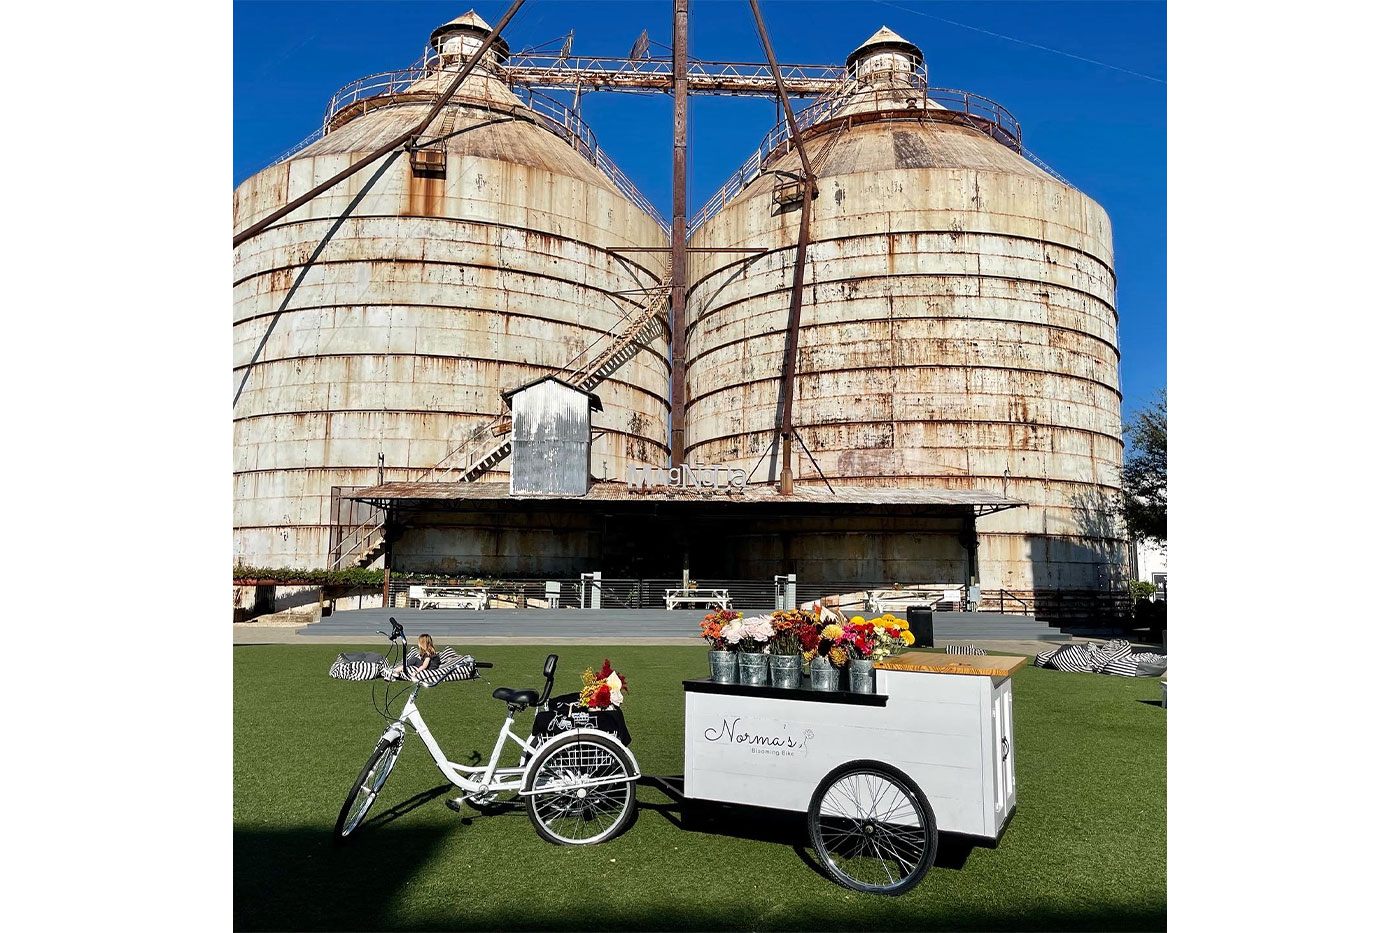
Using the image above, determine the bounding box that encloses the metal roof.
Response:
[430,10,503,46]
[501,375,603,411]
[348,481,1024,515]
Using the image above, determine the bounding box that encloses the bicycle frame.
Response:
[377,683,534,795]
[376,682,642,798]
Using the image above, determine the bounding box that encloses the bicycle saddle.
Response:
[492,687,539,707]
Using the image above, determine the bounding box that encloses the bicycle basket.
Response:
[530,692,632,747]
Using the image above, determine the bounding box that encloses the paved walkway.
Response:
[234,606,1160,654]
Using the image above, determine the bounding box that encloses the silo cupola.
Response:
[845,25,924,83]
[430,10,510,67]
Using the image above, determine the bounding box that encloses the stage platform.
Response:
[297,608,1069,641]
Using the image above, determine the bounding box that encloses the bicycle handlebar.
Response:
[475,661,493,669]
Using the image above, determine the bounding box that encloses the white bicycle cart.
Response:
[333,621,1020,897]
[333,618,640,846]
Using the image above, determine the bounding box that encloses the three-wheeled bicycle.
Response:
[333,618,639,846]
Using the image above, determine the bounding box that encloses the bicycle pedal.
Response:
[445,796,464,813]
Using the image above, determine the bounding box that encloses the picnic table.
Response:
[408,585,489,610]
[866,586,965,613]
[665,588,732,610]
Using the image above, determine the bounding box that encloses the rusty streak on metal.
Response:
[606,246,766,253]
[749,0,817,495]
[232,0,526,249]
[669,0,689,469]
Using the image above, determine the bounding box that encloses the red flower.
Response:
[799,626,820,651]
[593,684,611,708]
[600,658,613,679]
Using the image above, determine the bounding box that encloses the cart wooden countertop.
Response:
[875,652,1028,677]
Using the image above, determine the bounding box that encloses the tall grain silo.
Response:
[233,11,670,571]
[685,27,1127,607]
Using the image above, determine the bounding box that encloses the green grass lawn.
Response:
[235,645,1165,931]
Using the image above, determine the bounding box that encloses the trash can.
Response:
[906,604,934,648]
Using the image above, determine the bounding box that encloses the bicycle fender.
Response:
[533,727,640,777]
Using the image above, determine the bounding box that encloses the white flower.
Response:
[742,616,774,642]
[722,620,746,644]
[604,671,624,705]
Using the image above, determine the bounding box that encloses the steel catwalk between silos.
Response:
[684,28,1127,598]
[233,15,670,571]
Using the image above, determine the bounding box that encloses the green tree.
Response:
[1121,389,1166,541]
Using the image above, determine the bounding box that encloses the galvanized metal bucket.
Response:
[769,654,802,689]
[848,658,875,694]
[709,650,738,684]
[738,652,769,686]
[809,657,839,692]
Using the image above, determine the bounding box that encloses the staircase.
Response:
[560,264,672,392]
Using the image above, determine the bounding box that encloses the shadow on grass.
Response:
[640,773,974,876]
[1137,699,1164,708]
[235,824,455,931]
[364,783,456,829]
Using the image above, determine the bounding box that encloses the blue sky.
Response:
[234,0,1165,416]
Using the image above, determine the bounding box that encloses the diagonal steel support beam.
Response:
[233,0,527,248]
[750,0,818,495]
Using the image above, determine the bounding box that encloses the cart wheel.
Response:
[806,760,936,896]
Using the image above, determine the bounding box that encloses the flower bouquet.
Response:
[702,609,742,683]
[767,609,808,688]
[726,614,774,685]
[580,658,628,709]
[800,620,850,691]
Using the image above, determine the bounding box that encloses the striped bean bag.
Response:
[1102,656,1144,677]
[1038,640,1166,677]
[1045,643,1097,673]
[329,652,388,681]
[397,647,479,687]
[946,644,987,655]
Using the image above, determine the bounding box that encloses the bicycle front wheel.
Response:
[334,737,403,842]
[523,733,636,845]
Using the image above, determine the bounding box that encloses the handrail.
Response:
[688,74,1025,236]
[329,512,386,570]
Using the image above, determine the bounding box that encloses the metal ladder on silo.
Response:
[562,263,673,392]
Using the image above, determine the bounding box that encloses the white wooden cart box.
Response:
[683,652,1022,844]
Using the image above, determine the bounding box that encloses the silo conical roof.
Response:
[846,25,923,70]
[430,9,508,50]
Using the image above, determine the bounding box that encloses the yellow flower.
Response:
[821,623,844,640]
[900,630,915,645]
[850,615,866,626]
[829,646,848,666]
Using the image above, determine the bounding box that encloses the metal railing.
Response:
[688,74,1023,236]
[501,54,846,97]
[327,485,386,571]
[259,51,669,234]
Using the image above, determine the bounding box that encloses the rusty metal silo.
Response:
[233,11,670,570]
[685,27,1126,603]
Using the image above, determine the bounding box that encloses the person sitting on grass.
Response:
[412,634,441,679]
